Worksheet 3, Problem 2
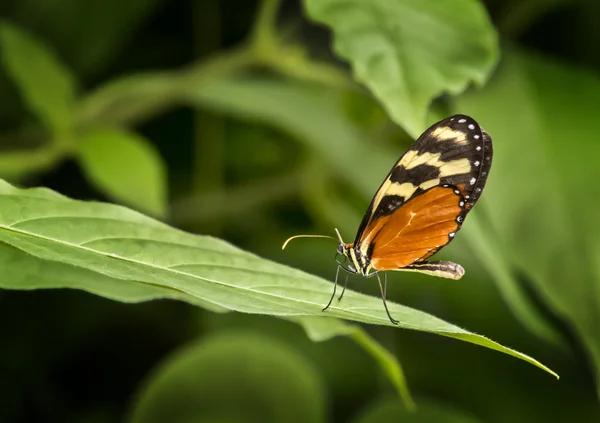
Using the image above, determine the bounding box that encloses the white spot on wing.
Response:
[449,232,455,238]
[474,135,480,139]
[470,177,476,185]
[474,161,480,167]
[476,146,481,151]
[459,201,464,207]
[458,118,466,123]
[468,124,475,130]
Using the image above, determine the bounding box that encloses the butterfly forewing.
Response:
[369,186,465,270]
[353,114,492,270]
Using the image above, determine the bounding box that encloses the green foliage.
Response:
[1,0,600,422]
[128,332,327,423]
[76,129,167,217]
[458,49,600,395]
[304,0,499,136]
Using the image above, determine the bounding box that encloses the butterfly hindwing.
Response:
[353,114,492,269]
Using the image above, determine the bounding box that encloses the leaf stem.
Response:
[251,0,283,52]
[350,327,416,411]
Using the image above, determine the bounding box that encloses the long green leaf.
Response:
[0,179,556,378]
[303,0,499,136]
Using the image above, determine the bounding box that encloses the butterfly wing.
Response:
[367,185,465,270]
[353,114,492,270]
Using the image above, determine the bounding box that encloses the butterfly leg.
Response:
[404,261,465,280]
[337,273,349,301]
[377,272,398,325]
[323,265,341,312]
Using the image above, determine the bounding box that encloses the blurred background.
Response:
[1,0,600,422]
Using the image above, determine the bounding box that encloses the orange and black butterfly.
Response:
[283,115,493,324]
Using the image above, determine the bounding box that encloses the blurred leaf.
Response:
[300,159,363,235]
[76,129,167,217]
[294,316,414,409]
[353,397,481,423]
[515,51,600,395]
[128,332,326,423]
[454,53,570,348]
[303,0,499,136]
[188,77,391,198]
[460,212,565,347]
[0,179,556,378]
[459,51,600,385]
[0,21,76,135]
[521,51,600,233]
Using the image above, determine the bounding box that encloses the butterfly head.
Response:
[334,229,363,274]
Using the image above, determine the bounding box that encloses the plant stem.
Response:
[251,0,283,50]
[350,327,416,411]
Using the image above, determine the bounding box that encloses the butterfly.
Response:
[283,115,493,324]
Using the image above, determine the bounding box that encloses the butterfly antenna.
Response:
[282,234,336,250]
[334,228,345,244]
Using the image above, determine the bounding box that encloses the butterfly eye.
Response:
[337,244,345,254]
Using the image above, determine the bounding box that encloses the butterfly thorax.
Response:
[337,243,374,277]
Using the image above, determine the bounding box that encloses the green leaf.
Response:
[459,49,600,396]
[0,178,556,378]
[302,0,499,136]
[454,53,569,348]
[128,332,326,423]
[75,129,167,217]
[0,21,76,134]
[353,397,480,423]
